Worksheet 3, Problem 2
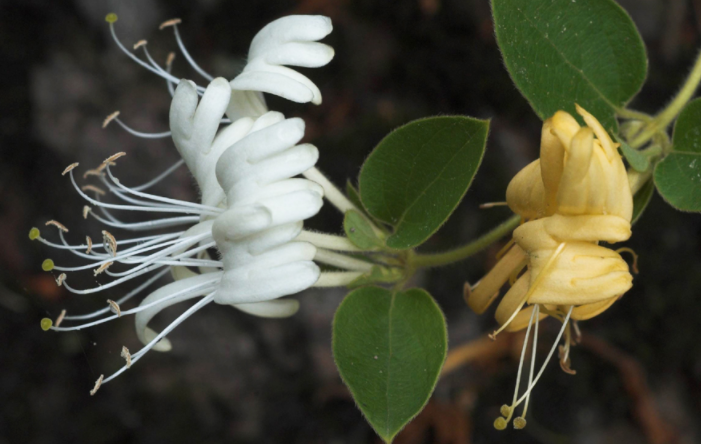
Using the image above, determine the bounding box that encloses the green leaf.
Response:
[344,210,383,250]
[492,0,647,129]
[616,134,650,172]
[333,287,447,443]
[348,265,404,288]
[346,181,365,215]
[632,178,655,224]
[654,98,701,212]
[359,116,489,249]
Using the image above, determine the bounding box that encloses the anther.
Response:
[29,227,40,240]
[90,374,104,396]
[104,152,126,164]
[46,220,69,232]
[103,111,120,129]
[102,230,118,256]
[82,185,106,196]
[133,40,148,50]
[40,318,53,331]
[83,168,103,178]
[105,13,118,24]
[42,259,55,272]
[62,163,79,176]
[86,236,93,254]
[83,206,91,219]
[121,346,132,368]
[107,299,121,317]
[479,202,508,209]
[94,261,113,276]
[55,309,66,327]
[159,18,182,30]
[513,417,527,429]
[56,273,67,287]
[166,52,176,67]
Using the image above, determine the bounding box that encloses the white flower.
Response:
[33,13,351,393]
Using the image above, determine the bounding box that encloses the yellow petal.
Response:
[506,160,547,219]
[495,271,530,326]
[571,295,618,320]
[468,245,527,314]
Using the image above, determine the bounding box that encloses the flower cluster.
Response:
[465,105,636,429]
[31,13,350,394]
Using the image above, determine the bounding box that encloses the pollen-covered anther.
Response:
[83,168,103,179]
[90,374,104,396]
[55,309,66,327]
[85,236,93,254]
[107,299,121,317]
[102,111,120,129]
[166,52,176,67]
[55,273,67,287]
[104,152,127,164]
[83,206,91,219]
[82,185,106,196]
[62,163,79,176]
[102,230,118,256]
[159,18,182,30]
[121,346,132,368]
[133,40,147,50]
[94,261,113,276]
[45,220,69,232]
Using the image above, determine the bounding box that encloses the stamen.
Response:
[479,201,508,209]
[62,163,79,176]
[159,18,182,30]
[82,185,106,196]
[104,152,126,164]
[46,220,69,232]
[102,230,118,256]
[56,273,66,286]
[107,113,172,139]
[133,40,147,50]
[615,247,639,274]
[83,168,103,179]
[83,206,91,219]
[107,299,121,317]
[90,374,104,396]
[94,261,113,276]
[517,304,540,428]
[55,309,67,327]
[121,346,132,368]
[163,19,214,82]
[86,236,93,254]
[103,111,120,129]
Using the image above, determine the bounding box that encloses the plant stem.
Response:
[411,214,521,268]
[629,48,701,148]
[616,108,652,122]
[314,249,373,272]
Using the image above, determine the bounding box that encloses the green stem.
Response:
[616,108,652,122]
[411,214,521,268]
[630,48,701,148]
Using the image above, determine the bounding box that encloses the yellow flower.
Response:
[465,105,636,430]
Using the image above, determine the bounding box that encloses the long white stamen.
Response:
[132,159,185,191]
[53,278,219,331]
[88,210,199,231]
[512,306,574,409]
[63,263,165,294]
[64,267,170,320]
[107,21,205,93]
[520,304,540,422]
[108,115,171,139]
[169,24,214,82]
[101,292,215,384]
[503,304,539,426]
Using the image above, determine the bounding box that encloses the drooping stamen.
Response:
[107,299,121,317]
[62,163,79,176]
[102,230,118,256]
[160,18,214,82]
[131,159,185,192]
[90,374,104,396]
[94,261,113,276]
[121,346,132,368]
[82,185,106,196]
[517,303,541,428]
[100,292,215,385]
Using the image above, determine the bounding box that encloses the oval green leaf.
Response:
[492,0,647,129]
[654,98,701,212]
[344,210,383,250]
[359,116,489,249]
[332,286,447,443]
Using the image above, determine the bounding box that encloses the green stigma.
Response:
[40,318,53,331]
[105,13,118,23]
[29,227,40,240]
[42,259,55,272]
[513,417,527,429]
[493,417,507,430]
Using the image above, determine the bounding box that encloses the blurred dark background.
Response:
[1,0,701,443]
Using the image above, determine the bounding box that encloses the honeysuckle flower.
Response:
[32,13,366,394]
[465,105,636,430]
